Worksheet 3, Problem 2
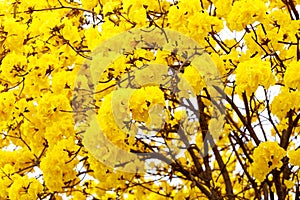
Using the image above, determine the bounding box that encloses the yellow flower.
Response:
[251,141,286,182]
[0,91,15,121]
[81,0,98,10]
[271,88,300,119]
[8,175,43,200]
[40,138,78,193]
[129,86,165,122]
[227,0,267,31]
[235,57,275,96]
[288,149,300,166]
[284,60,300,90]
[180,65,205,96]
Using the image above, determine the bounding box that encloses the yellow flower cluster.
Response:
[271,88,300,119]
[40,137,78,192]
[235,57,275,96]
[97,90,135,151]
[129,86,165,123]
[8,174,43,200]
[284,60,300,90]
[227,0,267,31]
[179,66,205,96]
[251,141,286,182]
[0,148,40,198]
[1,0,300,198]
[288,149,300,166]
[168,0,223,44]
[0,89,15,122]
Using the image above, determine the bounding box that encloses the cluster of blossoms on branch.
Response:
[0,0,299,199]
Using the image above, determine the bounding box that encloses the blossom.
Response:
[251,141,286,182]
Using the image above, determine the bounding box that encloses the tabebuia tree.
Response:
[0,0,299,199]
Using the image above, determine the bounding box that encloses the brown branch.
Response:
[242,92,252,126]
[273,170,286,200]
[264,89,280,137]
[229,134,259,198]
[210,33,230,54]
[25,5,97,15]
[197,95,214,186]
[281,112,300,149]
[282,0,299,20]
[263,182,269,200]
[278,41,297,45]
[214,86,260,145]
[197,96,234,200]
[210,136,234,200]
[256,112,268,141]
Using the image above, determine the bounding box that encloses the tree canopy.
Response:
[0,0,300,199]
